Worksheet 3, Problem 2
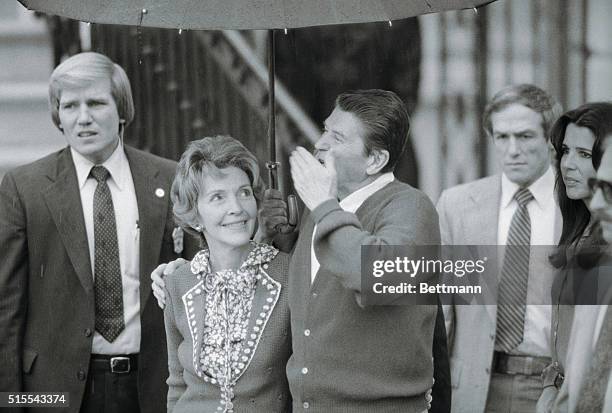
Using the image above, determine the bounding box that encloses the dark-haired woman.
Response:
[537,102,612,413]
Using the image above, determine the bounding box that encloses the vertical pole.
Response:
[475,6,489,177]
[266,29,279,189]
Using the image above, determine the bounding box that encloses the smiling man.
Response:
[0,52,195,413]
[437,84,563,413]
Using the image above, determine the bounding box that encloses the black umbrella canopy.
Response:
[19,0,496,29]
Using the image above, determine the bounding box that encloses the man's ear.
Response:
[366,149,390,175]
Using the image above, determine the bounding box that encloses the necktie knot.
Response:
[90,165,110,183]
[514,188,534,207]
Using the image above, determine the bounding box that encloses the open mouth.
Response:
[222,220,248,228]
[77,131,97,137]
[564,178,580,185]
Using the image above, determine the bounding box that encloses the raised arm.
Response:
[312,188,440,294]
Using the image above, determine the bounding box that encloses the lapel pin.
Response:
[172,227,184,254]
[155,188,165,198]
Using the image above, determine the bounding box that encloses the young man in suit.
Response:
[437,84,563,412]
[0,52,195,413]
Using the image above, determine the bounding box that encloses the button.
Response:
[77,370,86,381]
[302,367,308,375]
[304,329,311,337]
[84,328,92,337]
[485,368,490,374]
[303,402,309,409]
[489,334,495,340]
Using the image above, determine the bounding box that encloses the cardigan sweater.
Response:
[164,250,292,413]
[287,180,440,412]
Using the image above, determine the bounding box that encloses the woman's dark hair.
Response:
[550,102,612,268]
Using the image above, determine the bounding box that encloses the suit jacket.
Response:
[0,145,197,413]
[552,305,612,412]
[437,175,501,413]
[437,174,560,413]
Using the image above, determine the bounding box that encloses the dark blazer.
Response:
[0,145,197,413]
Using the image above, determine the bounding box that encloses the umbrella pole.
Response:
[265,29,299,231]
[266,29,279,190]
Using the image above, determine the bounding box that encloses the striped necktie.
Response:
[91,165,125,343]
[495,188,534,352]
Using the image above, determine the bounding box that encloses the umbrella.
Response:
[18,1,496,29]
[18,0,496,231]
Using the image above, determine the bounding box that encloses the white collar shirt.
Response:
[497,166,561,357]
[71,144,141,354]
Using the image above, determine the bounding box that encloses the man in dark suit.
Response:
[0,52,195,413]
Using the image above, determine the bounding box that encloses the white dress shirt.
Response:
[310,172,395,283]
[497,167,561,357]
[71,144,141,354]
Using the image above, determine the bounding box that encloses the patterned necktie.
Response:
[91,166,125,342]
[575,306,612,413]
[495,188,534,352]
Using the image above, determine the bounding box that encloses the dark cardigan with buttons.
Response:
[287,180,440,412]
[164,251,292,413]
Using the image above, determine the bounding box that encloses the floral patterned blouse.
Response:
[187,241,278,412]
